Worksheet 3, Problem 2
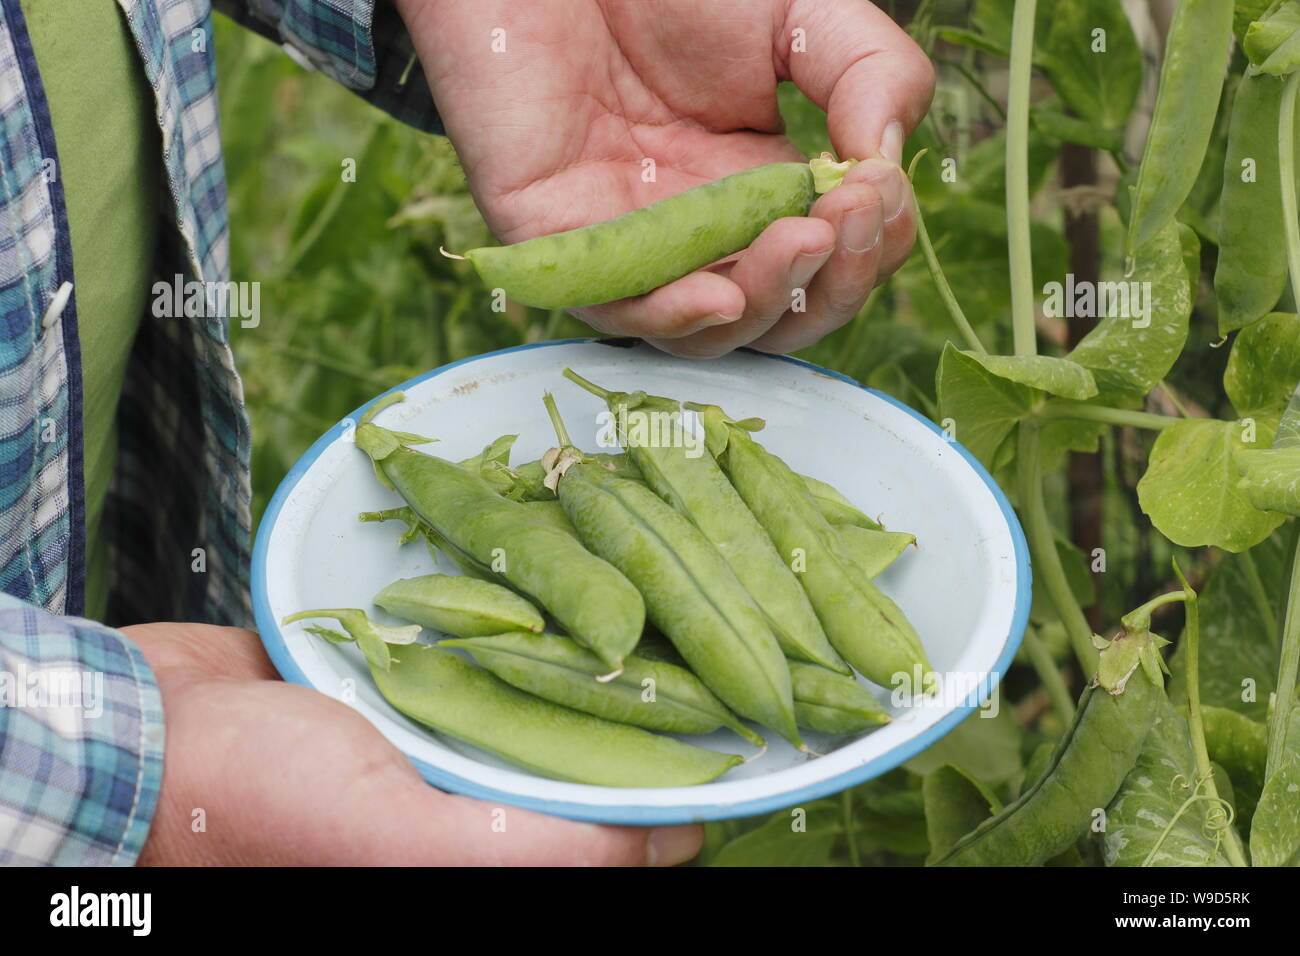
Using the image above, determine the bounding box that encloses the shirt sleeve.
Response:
[0,593,164,865]
[214,0,444,134]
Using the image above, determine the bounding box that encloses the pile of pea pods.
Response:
[284,371,933,788]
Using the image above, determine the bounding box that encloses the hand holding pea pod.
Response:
[409,0,940,354]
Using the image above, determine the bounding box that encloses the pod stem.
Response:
[360,390,405,427]
[562,368,614,401]
[542,391,574,449]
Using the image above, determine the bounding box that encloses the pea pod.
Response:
[933,626,1165,866]
[797,473,883,530]
[373,574,544,637]
[1214,73,1291,334]
[360,506,499,583]
[523,499,581,539]
[455,161,836,308]
[442,631,765,747]
[1125,0,1234,256]
[563,370,848,674]
[354,392,644,672]
[299,616,741,787]
[513,452,644,500]
[282,608,419,672]
[694,404,932,694]
[789,662,891,735]
[542,393,803,749]
[836,524,917,579]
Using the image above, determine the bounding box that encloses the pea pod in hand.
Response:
[447,155,857,308]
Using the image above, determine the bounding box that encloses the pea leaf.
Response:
[1235,446,1300,515]
[923,765,1002,865]
[1277,387,1300,447]
[1249,709,1300,866]
[935,343,1037,468]
[1067,221,1193,401]
[705,799,842,866]
[1244,1,1300,76]
[960,352,1099,401]
[906,702,1025,788]
[1030,107,1125,152]
[1234,382,1300,514]
[1137,418,1286,552]
[1167,531,1290,723]
[850,777,931,857]
[935,25,1009,58]
[1030,534,1097,626]
[1039,0,1141,130]
[1236,0,1277,45]
[1103,693,1234,866]
[1224,313,1300,422]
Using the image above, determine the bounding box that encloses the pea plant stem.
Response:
[1177,567,1249,868]
[1022,627,1076,722]
[1005,0,1039,358]
[842,789,861,867]
[1239,548,1281,652]
[1266,525,1300,778]
[1040,401,1181,431]
[1017,423,1099,673]
[909,158,988,355]
[1278,71,1300,300]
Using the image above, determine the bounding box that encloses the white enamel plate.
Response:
[252,339,1030,824]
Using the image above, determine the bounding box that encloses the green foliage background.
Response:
[215,2,1299,867]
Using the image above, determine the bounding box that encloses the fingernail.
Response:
[647,826,703,867]
[842,201,884,253]
[789,247,831,289]
[858,158,905,224]
[880,121,904,164]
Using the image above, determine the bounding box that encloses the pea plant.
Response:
[700,0,1300,866]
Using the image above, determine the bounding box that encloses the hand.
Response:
[127,623,701,865]
[396,0,933,356]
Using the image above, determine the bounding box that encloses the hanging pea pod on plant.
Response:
[932,603,1170,867]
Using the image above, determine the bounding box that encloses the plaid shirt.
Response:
[0,0,439,865]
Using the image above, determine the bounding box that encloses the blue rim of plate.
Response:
[252,337,1032,825]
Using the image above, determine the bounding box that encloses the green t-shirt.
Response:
[22,0,162,620]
